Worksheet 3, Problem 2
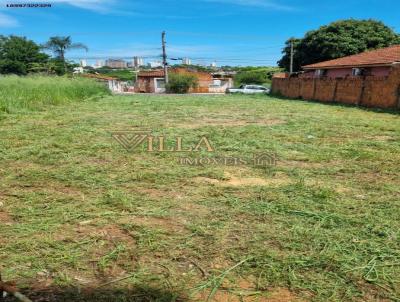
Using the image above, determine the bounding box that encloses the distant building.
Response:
[148,61,163,68]
[210,61,217,68]
[95,60,105,68]
[182,58,192,65]
[133,56,144,68]
[105,59,127,69]
[80,59,87,67]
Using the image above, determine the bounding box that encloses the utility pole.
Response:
[162,31,168,84]
[290,39,294,74]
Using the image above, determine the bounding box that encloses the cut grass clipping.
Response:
[0,75,109,113]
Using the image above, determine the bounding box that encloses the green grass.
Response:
[0,92,399,301]
[0,75,109,113]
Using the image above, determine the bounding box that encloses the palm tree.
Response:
[42,36,88,71]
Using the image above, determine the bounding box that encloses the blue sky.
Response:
[1,0,400,66]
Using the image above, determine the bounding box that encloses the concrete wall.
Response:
[272,65,400,109]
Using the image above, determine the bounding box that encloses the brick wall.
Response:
[272,65,400,109]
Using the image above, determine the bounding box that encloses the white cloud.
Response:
[0,12,19,27]
[202,0,293,10]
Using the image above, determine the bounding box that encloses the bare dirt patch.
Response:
[195,286,304,302]
[53,223,136,246]
[334,186,354,194]
[263,288,305,302]
[0,210,14,224]
[194,171,291,187]
[96,224,137,244]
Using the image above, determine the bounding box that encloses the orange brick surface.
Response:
[272,66,400,109]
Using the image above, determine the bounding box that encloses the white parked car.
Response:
[227,84,270,94]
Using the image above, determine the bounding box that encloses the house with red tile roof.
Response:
[135,68,217,93]
[302,45,400,78]
[135,70,166,93]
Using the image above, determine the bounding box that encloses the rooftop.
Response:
[138,70,165,77]
[303,45,400,70]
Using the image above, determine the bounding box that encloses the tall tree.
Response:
[278,19,400,72]
[0,35,49,75]
[42,36,88,71]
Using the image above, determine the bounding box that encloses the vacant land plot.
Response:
[0,94,399,302]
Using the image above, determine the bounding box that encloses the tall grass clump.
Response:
[0,75,110,113]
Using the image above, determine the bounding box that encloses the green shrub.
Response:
[0,75,110,113]
[166,73,198,94]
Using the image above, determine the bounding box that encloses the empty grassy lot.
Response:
[0,93,399,301]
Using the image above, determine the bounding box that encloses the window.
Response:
[315,69,327,77]
[352,68,364,76]
[213,79,222,86]
[155,79,165,88]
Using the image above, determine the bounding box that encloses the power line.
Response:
[67,55,161,60]
[189,57,278,62]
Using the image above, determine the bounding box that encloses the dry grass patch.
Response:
[177,118,285,129]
